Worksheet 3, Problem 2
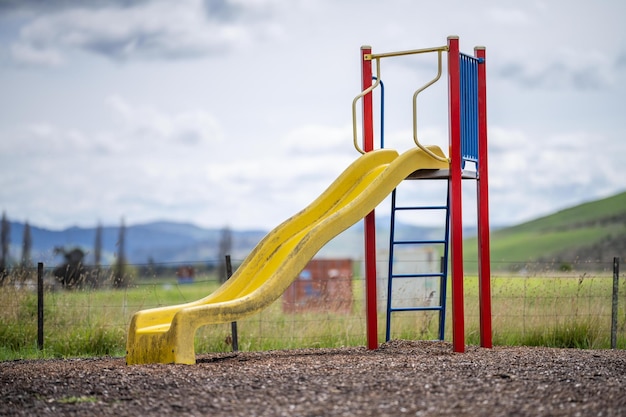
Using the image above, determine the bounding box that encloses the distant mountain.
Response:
[3,218,445,267]
[4,190,623,270]
[4,221,267,266]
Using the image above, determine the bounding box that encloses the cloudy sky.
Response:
[0,0,624,232]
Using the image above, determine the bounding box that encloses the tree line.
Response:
[0,211,128,289]
[0,211,235,289]
[1,211,35,285]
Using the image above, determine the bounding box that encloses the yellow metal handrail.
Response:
[364,45,448,61]
[351,44,450,162]
[413,50,449,163]
[352,57,381,154]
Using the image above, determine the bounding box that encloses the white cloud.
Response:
[1,0,624,232]
[487,126,626,224]
[8,0,283,65]
[0,96,228,226]
[485,7,531,26]
[497,52,616,91]
[0,93,369,229]
[281,124,354,156]
[9,42,64,67]
[105,95,223,149]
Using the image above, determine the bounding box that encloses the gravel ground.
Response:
[1,340,625,416]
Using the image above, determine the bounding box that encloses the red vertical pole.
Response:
[361,46,378,350]
[475,46,492,348]
[361,47,374,153]
[447,36,465,353]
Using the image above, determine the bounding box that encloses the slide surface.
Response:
[126,146,448,364]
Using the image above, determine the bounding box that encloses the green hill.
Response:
[464,191,626,271]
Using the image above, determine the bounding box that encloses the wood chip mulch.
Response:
[1,340,625,416]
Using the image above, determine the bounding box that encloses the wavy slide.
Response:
[126,146,449,364]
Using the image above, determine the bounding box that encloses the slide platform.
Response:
[126,146,449,364]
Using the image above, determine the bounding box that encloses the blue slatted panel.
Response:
[459,53,480,166]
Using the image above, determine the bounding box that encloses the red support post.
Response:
[475,46,492,348]
[361,46,378,350]
[447,36,465,353]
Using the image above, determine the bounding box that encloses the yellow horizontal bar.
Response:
[364,45,448,61]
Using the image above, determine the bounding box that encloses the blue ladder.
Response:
[385,181,450,342]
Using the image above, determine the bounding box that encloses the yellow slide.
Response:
[126,146,448,364]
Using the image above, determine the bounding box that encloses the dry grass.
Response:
[1,271,624,360]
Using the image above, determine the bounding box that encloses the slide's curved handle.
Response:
[352,58,381,154]
[413,50,449,163]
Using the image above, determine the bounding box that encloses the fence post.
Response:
[225,255,238,352]
[37,262,44,351]
[611,257,620,349]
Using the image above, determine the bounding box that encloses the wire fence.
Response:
[0,257,623,359]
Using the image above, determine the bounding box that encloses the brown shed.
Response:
[282,258,353,314]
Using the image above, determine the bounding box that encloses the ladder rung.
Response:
[393,205,448,211]
[393,239,446,245]
[390,273,445,279]
[389,306,444,313]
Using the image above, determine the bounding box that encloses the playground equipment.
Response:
[358,36,492,354]
[125,35,491,365]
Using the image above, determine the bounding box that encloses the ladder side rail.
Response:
[385,188,399,342]
[438,180,452,340]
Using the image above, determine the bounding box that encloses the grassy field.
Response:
[466,273,624,348]
[463,191,626,269]
[504,192,626,232]
[477,226,615,264]
[3,192,624,361]
[1,268,624,361]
